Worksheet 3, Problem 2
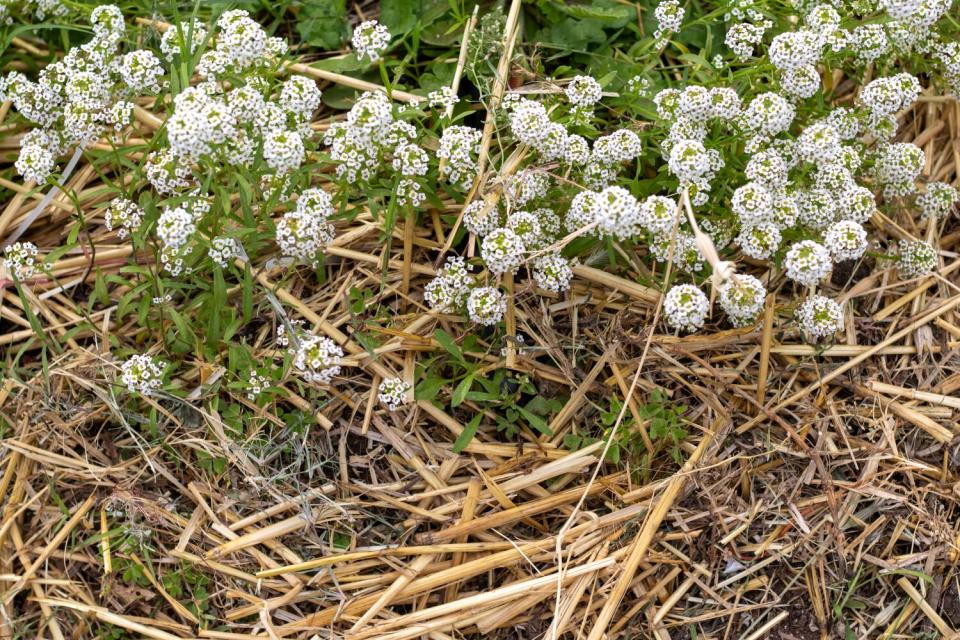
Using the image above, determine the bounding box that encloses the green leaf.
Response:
[452,373,474,407]
[415,376,446,402]
[452,413,483,453]
[296,0,349,50]
[518,405,553,436]
[433,328,463,362]
[380,0,420,35]
[556,1,634,25]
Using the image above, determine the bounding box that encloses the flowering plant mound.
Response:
[0,1,957,408]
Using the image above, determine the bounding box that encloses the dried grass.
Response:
[2,12,960,640]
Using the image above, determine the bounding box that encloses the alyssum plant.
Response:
[1,1,958,407]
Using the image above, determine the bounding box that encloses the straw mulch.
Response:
[2,35,960,640]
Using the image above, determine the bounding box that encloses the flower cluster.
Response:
[352,20,391,62]
[897,240,938,277]
[378,378,411,411]
[718,275,766,327]
[326,91,432,207]
[664,284,709,332]
[3,241,40,280]
[438,125,482,189]
[292,332,343,384]
[277,188,336,263]
[0,5,164,184]
[120,354,165,396]
[797,295,844,341]
[424,257,475,312]
[104,198,144,239]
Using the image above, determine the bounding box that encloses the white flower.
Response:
[428,85,460,109]
[917,182,958,219]
[654,0,685,41]
[533,253,574,293]
[121,354,165,396]
[639,195,678,235]
[784,240,832,287]
[263,128,305,174]
[15,138,56,183]
[797,188,838,230]
[797,123,841,164]
[209,236,240,267]
[215,10,269,71]
[467,286,506,326]
[565,75,602,107]
[507,210,545,249]
[392,143,429,176]
[277,188,335,262]
[145,150,195,195]
[104,198,143,239]
[596,186,641,240]
[119,49,164,94]
[463,201,500,237]
[874,143,924,198]
[279,75,323,122]
[352,20,391,61]
[768,30,822,72]
[566,190,603,231]
[897,240,937,277]
[564,134,590,165]
[247,371,268,400]
[850,24,889,63]
[745,150,788,190]
[838,186,876,224]
[91,5,125,39]
[424,257,474,312]
[732,182,773,227]
[378,378,411,410]
[797,295,844,341]
[481,228,526,275]
[593,129,642,165]
[664,284,709,332]
[160,19,207,61]
[737,222,782,260]
[742,93,795,137]
[3,241,39,280]
[668,139,711,181]
[719,275,766,327]
[157,206,197,252]
[725,22,767,60]
[438,125,482,189]
[293,333,343,384]
[824,220,867,261]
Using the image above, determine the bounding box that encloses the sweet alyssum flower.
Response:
[438,125,482,189]
[104,198,144,239]
[664,284,709,332]
[784,240,833,287]
[824,220,868,262]
[378,378,411,411]
[798,295,844,340]
[719,275,766,327]
[425,257,474,312]
[897,239,938,277]
[352,20,391,62]
[565,75,602,107]
[3,241,40,280]
[467,286,507,326]
[533,253,574,293]
[276,188,336,263]
[120,354,165,396]
[292,333,343,384]
[481,228,526,275]
[208,237,241,268]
